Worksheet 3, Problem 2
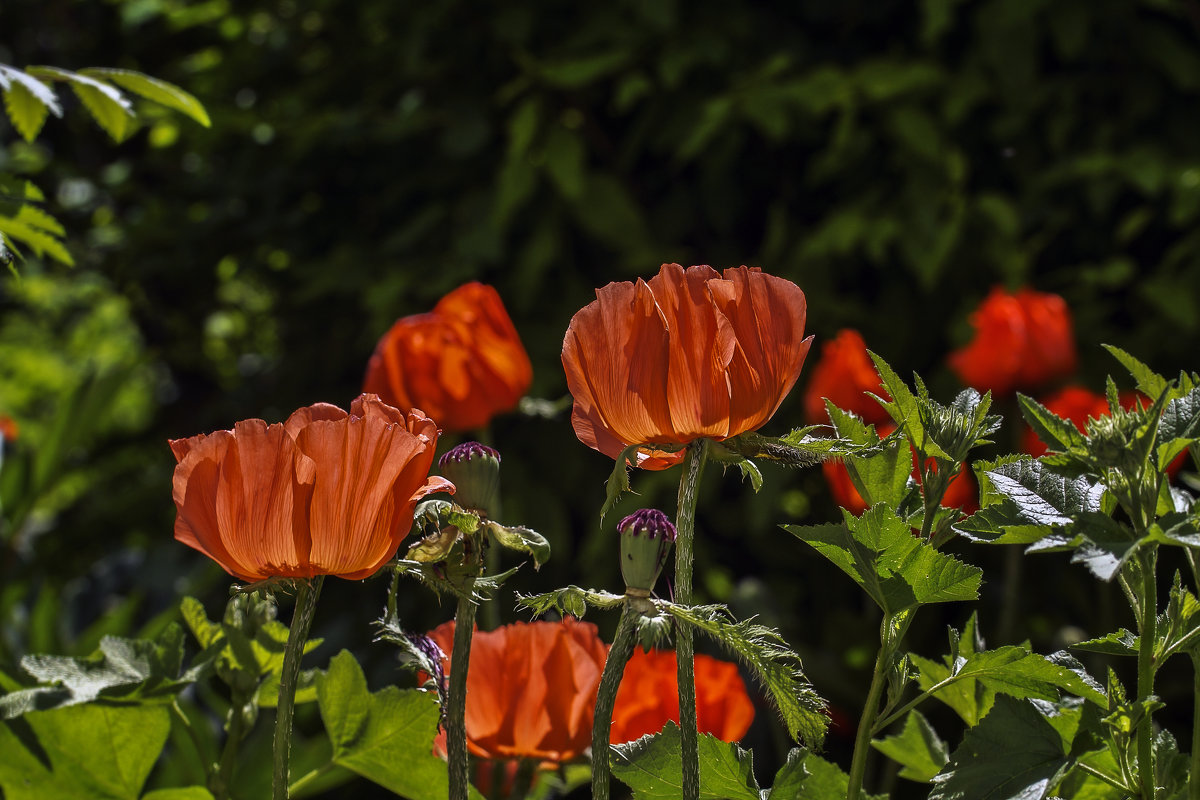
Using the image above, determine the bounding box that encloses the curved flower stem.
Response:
[591,602,639,800]
[1136,547,1158,800]
[675,439,708,800]
[846,612,892,800]
[448,582,479,800]
[272,576,324,800]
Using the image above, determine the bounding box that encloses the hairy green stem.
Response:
[1136,548,1158,800]
[448,584,479,800]
[273,576,324,800]
[676,440,708,800]
[847,614,892,800]
[591,603,639,800]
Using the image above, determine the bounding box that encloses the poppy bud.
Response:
[439,442,501,518]
[618,509,676,596]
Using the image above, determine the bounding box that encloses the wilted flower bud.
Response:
[618,509,676,595]
[439,442,501,518]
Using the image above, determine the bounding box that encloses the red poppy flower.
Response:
[802,329,890,425]
[948,287,1076,395]
[562,263,812,470]
[0,416,17,441]
[364,282,533,432]
[822,424,978,515]
[428,619,608,762]
[170,394,452,582]
[610,648,754,744]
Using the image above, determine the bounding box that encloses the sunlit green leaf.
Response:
[873,710,948,782]
[80,68,211,127]
[610,722,761,800]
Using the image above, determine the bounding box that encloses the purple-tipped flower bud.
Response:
[618,509,676,595]
[438,441,501,518]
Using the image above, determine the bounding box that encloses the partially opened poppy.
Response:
[610,648,754,744]
[170,393,452,582]
[364,282,533,432]
[948,286,1076,396]
[802,328,890,425]
[563,263,812,469]
[428,619,607,762]
[822,424,978,515]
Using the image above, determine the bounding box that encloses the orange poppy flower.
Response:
[428,619,607,762]
[610,648,754,744]
[822,424,978,515]
[364,282,533,432]
[802,329,891,426]
[0,415,17,441]
[948,286,1076,396]
[562,263,812,469]
[170,393,452,582]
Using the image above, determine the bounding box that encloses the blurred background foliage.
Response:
[2,0,1200,795]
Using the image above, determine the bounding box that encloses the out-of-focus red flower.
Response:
[1023,386,1187,476]
[169,394,451,582]
[562,263,812,470]
[364,282,533,432]
[610,648,754,744]
[0,416,17,441]
[822,424,978,515]
[428,619,607,762]
[948,287,1076,395]
[802,329,890,426]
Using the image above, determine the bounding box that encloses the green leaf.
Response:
[601,443,641,523]
[0,703,170,799]
[3,81,51,142]
[27,66,133,142]
[784,505,982,615]
[0,627,200,719]
[79,68,211,127]
[661,602,827,747]
[1103,344,1169,401]
[516,585,625,618]
[610,722,760,800]
[142,789,215,800]
[868,352,948,457]
[483,520,551,567]
[317,650,479,800]
[1072,629,1138,657]
[827,403,913,509]
[987,459,1105,527]
[1068,512,1138,581]
[534,50,631,88]
[929,696,1094,800]
[872,710,948,782]
[1018,393,1088,455]
[1158,387,1200,469]
[0,214,73,266]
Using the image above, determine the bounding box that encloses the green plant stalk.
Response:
[1191,655,1200,800]
[847,613,892,800]
[273,576,324,800]
[591,602,639,800]
[288,762,334,796]
[448,582,479,800]
[1136,547,1157,800]
[675,440,708,800]
[215,692,247,800]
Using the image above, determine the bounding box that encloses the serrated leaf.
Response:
[1103,344,1169,402]
[142,789,215,800]
[662,602,827,747]
[80,68,210,127]
[1019,393,1089,455]
[873,710,948,782]
[929,696,1091,800]
[602,443,640,523]
[867,352,949,457]
[785,505,982,614]
[1158,387,1200,470]
[317,650,479,800]
[1069,512,1138,581]
[1072,629,1138,657]
[28,66,133,142]
[0,215,73,265]
[3,81,51,141]
[610,722,761,800]
[827,404,913,509]
[484,520,551,567]
[988,459,1105,525]
[0,703,169,799]
[0,64,62,118]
